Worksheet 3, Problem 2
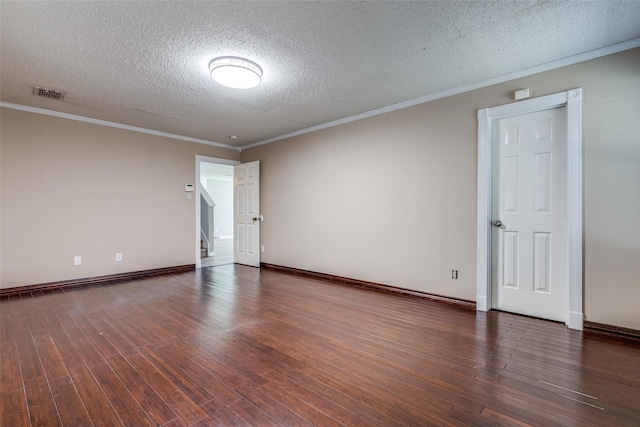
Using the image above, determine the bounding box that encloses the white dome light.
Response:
[209,56,262,89]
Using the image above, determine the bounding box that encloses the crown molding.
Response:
[241,38,640,150]
[0,102,241,152]
[2,38,637,153]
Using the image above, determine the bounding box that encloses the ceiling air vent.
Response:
[33,87,66,100]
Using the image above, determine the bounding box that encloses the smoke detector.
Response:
[33,87,66,100]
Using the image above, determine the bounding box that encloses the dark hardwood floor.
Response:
[1,264,639,426]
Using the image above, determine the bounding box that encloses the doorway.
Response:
[195,156,239,268]
[476,89,584,330]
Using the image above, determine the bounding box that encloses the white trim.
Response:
[195,155,240,268]
[0,102,241,152]
[566,89,584,330]
[476,108,492,312]
[476,89,583,330]
[242,39,638,150]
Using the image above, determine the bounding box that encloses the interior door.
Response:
[491,107,566,322]
[234,161,261,267]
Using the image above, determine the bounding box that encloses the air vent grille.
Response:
[33,87,66,100]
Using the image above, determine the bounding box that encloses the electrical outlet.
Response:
[452,270,459,279]
[74,256,82,266]
[115,253,123,262]
[261,245,265,253]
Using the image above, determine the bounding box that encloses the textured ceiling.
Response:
[1,1,640,149]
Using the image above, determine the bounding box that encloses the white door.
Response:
[234,161,261,267]
[491,107,566,322]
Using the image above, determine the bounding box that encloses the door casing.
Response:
[476,89,583,330]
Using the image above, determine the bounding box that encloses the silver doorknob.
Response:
[492,220,503,227]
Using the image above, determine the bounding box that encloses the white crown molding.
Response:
[0,102,241,152]
[241,38,640,150]
[2,38,636,153]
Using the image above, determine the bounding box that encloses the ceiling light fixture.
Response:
[209,56,262,89]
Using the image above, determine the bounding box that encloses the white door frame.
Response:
[195,155,240,269]
[476,88,583,330]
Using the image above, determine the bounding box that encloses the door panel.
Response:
[234,161,260,267]
[492,107,566,321]
[503,156,519,213]
[502,231,519,289]
[534,152,552,212]
[533,232,551,292]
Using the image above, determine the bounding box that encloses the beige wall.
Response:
[2,49,637,330]
[1,108,240,288]
[242,48,640,329]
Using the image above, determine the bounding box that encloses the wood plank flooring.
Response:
[1,264,639,426]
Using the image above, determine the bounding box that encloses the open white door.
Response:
[234,161,261,267]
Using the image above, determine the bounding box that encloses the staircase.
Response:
[201,188,215,259]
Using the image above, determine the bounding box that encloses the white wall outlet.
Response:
[115,253,123,262]
[261,245,265,253]
[74,256,82,266]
